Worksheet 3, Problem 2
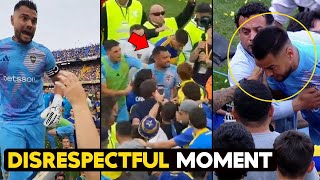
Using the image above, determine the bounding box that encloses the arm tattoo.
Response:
[213,86,237,112]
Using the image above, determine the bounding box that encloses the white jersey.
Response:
[118,39,155,64]
[270,0,320,25]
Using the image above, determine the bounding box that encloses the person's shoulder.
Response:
[157,36,171,46]
[0,37,12,46]
[147,63,155,69]
[32,41,53,55]
[231,43,251,65]
[168,64,178,71]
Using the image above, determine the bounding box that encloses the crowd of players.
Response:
[101,0,320,179]
[101,0,214,179]
[214,1,320,180]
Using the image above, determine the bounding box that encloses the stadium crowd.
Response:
[101,0,320,179]
[52,44,100,62]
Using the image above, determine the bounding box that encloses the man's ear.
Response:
[306,161,315,173]
[287,46,294,63]
[232,107,239,121]
[268,105,274,118]
[11,15,14,26]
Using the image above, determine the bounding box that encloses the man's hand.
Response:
[247,67,263,81]
[55,71,87,107]
[293,87,320,111]
[155,25,169,33]
[197,41,206,50]
[155,90,165,103]
[123,84,133,95]
[199,52,207,62]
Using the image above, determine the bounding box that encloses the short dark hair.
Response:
[133,69,153,96]
[116,122,132,137]
[101,95,117,122]
[287,11,320,32]
[139,79,157,99]
[213,122,255,180]
[177,63,193,81]
[195,3,212,14]
[175,29,189,45]
[182,82,201,101]
[101,95,117,142]
[252,26,289,60]
[15,0,37,13]
[152,46,168,57]
[130,24,145,34]
[234,2,274,28]
[189,107,207,129]
[274,130,314,178]
[103,40,120,51]
[131,125,144,140]
[233,80,272,126]
[161,102,177,122]
[55,173,65,180]
[62,136,70,141]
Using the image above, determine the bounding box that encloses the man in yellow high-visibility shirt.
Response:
[144,0,196,45]
[101,0,165,42]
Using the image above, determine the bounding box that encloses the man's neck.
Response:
[107,56,118,64]
[244,122,271,134]
[118,137,132,145]
[154,63,166,70]
[149,20,163,27]
[193,127,207,135]
[117,0,129,7]
[277,171,304,180]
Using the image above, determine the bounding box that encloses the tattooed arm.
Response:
[213,86,237,112]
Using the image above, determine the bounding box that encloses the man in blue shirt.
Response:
[148,46,180,100]
[43,87,54,108]
[252,26,320,144]
[0,1,65,179]
[62,97,72,119]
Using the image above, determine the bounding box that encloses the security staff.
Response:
[144,0,196,45]
[101,0,164,42]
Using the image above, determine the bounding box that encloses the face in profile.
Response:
[255,46,294,82]
[238,15,267,53]
[11,5,37,44]
[171,39,185,52]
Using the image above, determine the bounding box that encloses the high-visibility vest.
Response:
[101,56,129,107]
[183,19,205,46]
[105,0,143,41]
[144,17,178,44]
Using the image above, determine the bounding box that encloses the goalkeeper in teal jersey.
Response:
[0,1,66,179]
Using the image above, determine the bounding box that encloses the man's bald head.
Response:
[149,4,165,26]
